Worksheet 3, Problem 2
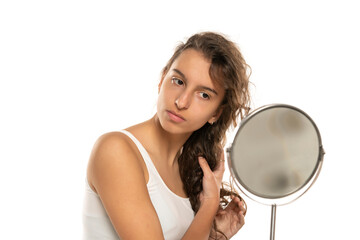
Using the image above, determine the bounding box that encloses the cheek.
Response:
[159,82,180,103]
[193,99,219,117]
[157,85,173,110]
[156,90,165,111]
[190,105,215,125]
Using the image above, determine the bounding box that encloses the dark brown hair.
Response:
[162,32,251,239]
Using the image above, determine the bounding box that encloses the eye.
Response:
[199,92,210,99]
[171,77,184,86]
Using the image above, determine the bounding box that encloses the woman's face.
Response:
[157,49,225,135]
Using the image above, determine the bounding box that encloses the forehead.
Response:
[172,49,210,70]
[170,49,224,90]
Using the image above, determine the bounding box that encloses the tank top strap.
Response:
[119,130,158,174]
[119,130,191,203]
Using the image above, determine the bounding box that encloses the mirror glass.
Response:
[229,104,323,200]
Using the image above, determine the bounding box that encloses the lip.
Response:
[166,110,186,123]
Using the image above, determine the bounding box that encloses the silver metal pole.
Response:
[270,204,277,240]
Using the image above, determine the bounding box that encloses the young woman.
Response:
[83,32,251,240]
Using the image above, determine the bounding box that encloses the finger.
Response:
[239,200,246,213]
[228,197,247,218]
[214,150,225,170]
[238,212,245,227]
[225,197,239,212]
[232,196,246,214]
[215,209,226,216]
[230,212,245,230]
[198,156,213,179]
[237,198,247,215]
[213,161,224,183]
[213,151,225,182]
[234,205,246,226]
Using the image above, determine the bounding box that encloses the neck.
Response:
[148,114,192,167]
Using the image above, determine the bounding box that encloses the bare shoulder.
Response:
[92,131,135,158]
[87,131,144,193]
[95,131,133,149]
[86,131,164,238]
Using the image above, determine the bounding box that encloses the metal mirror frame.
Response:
[226,104,325,239]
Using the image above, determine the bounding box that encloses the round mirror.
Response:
[227,104,325,239]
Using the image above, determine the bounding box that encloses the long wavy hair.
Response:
[161,32,251,239]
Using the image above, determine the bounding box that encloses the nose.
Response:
[175,92,191,110]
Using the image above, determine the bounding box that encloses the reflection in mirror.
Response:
[227,104,324,240]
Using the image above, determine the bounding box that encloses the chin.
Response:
[162,122,188,135]
[164,122,206,137]
[157,111,206,135]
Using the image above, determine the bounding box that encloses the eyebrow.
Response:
[172,68,218,95]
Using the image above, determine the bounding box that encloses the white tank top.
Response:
[82,130,194,239]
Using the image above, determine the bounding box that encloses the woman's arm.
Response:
[87,132,165,239]
[87,133,222,240]
[181,157,224,240]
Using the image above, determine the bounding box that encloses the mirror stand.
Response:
[270,205,276,240]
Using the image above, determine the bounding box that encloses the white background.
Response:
[1,0,359,239]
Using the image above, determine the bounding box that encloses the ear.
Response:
[208,106,223,125]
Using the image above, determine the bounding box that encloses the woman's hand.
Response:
[181,156,226,240]
[212,196,246,239]
[198,154,225,206]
